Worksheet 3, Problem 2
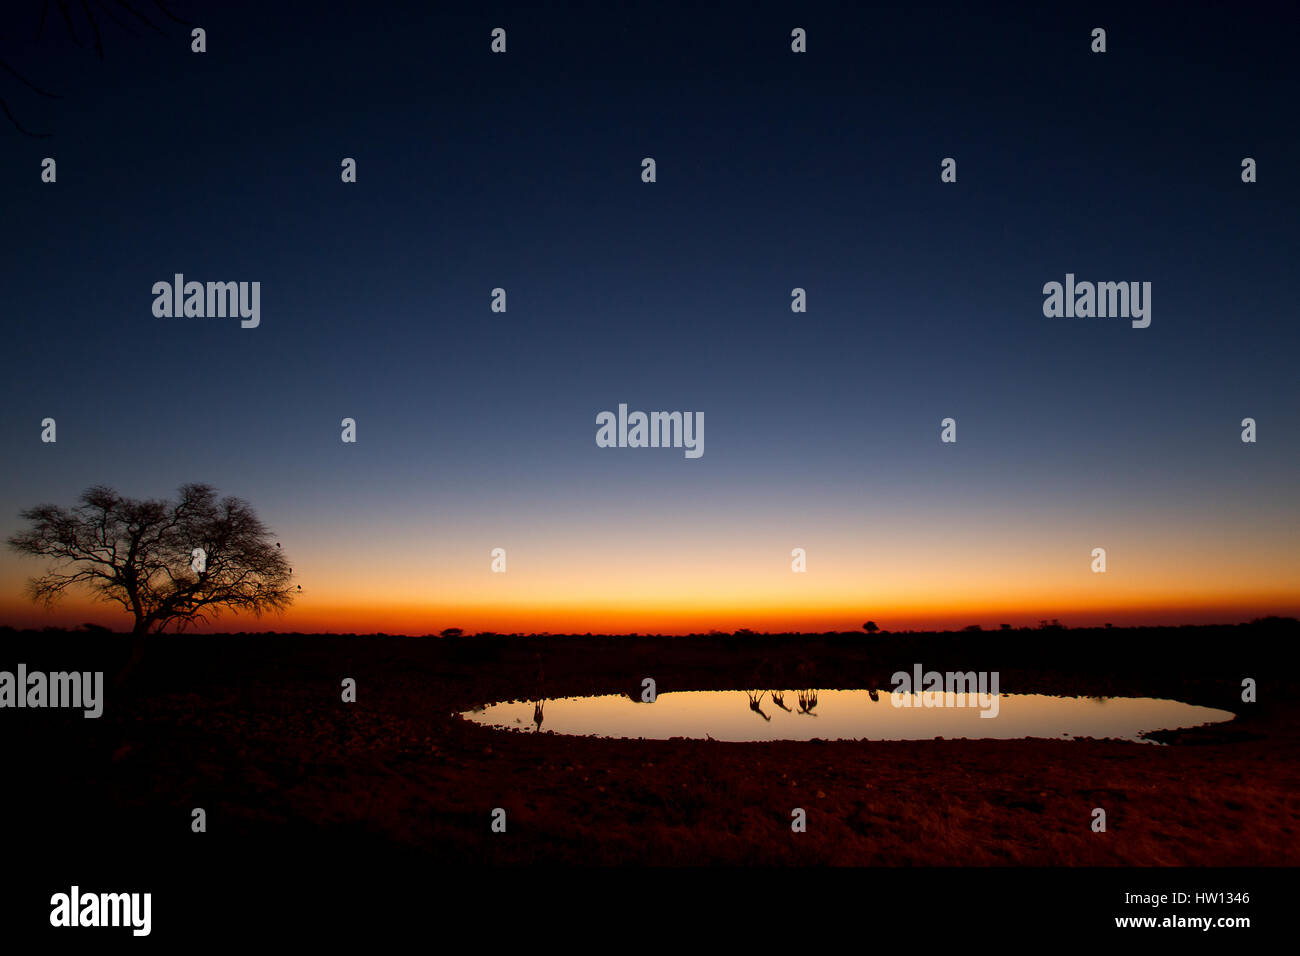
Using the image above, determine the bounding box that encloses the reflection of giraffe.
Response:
[746,690,771,721]
[868,687,880,703]
[796,689,819,715]
[532,699,545,732]
[770,691,792,712]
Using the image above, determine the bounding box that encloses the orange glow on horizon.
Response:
[3,507,1296,635]
[3,588,1296,635]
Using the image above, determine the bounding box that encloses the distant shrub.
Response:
[1249,616,1299,629]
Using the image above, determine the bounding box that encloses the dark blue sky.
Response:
[2,1,1297,631]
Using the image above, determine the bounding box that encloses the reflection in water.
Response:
[797,689,819,716]
[466,689,1234,744]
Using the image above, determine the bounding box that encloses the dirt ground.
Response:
[4,624,1298,867]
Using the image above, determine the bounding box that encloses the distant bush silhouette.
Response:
[862,621,879,634]
[1250,616,1299,629]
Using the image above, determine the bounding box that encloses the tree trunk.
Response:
[114,619,150,687]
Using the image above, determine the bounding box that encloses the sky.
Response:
[1,1,1297,634]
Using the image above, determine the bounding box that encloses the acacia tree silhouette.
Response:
[7,483,294,638]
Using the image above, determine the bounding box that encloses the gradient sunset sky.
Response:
[2,2,1297,634]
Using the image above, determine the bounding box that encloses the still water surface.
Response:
[463,689,1234,744]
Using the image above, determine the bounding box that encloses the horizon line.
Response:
[5,616,1296,638]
